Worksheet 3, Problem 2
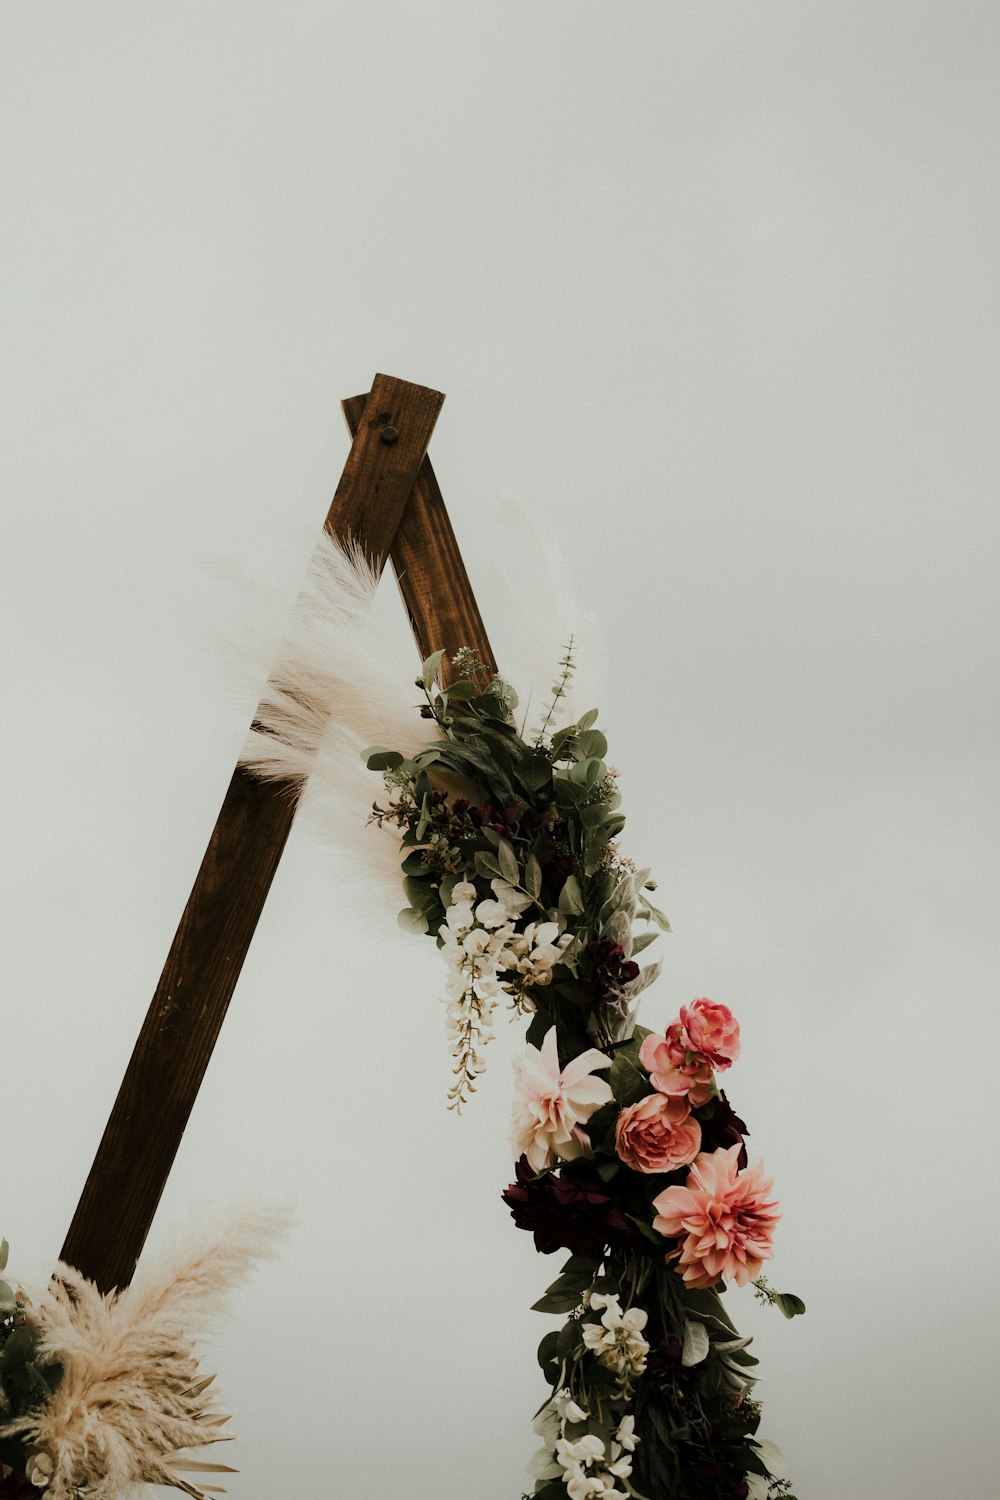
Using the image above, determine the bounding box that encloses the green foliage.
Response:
[0,1242,62,1459]
[363,648,799,1499]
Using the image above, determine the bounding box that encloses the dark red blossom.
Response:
[502,1156,637,1259]
[695,1091,749,1169]
[585,938,641,1003]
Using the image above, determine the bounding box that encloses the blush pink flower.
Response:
[680,998,740,1071]
[638,999,740,1102]
[651,1144,780,1289]
[511,1027,613,1172]
[638,1024,714,1104]
[614,1093,702,1174]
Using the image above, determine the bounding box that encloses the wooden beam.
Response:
[342,394,496,681]
[61,375,444,1293]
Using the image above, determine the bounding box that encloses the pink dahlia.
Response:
[651,1143,780,1289]
[614,1092,702,1174]
[511,1026,613,1172]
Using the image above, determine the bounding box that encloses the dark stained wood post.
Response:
[341,394,496,680]
[61,375,446,1292]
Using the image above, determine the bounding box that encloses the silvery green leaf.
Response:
[602,910,633,952]
[712,1336,754,1354]
[631,931,659,954]
[599,876,635,924]
[750,1439,787,1477]
[557,875,585,916]
[638,892,671,931]
[576,708,599,732]
[624,960,662,998]
[681,1320,710,1366]
[421,649,446,691]
[474,851,503,880]
[775,1291,806,1318]
[498,838,519,884]
[397,906,429,935]
[525,853,543,901]
[0,1239,7,1272]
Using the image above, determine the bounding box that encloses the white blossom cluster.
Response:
[439,878,572,1107]
[581,1294,650,1379]
[529,1392,639,1500]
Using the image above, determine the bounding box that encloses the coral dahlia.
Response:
[651,1143,780,1289]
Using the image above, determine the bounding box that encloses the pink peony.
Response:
[511,1027,613,1172]
[638,998,740,1102]
[651,1144,780,1289]
[614,1093,702,1174]
[638,1023,714,1104]
[680,998,740,1071]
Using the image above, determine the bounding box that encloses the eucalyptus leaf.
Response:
[525,853,543,901]
[775,1292,807,1318]
[363,746,404,772]
[397,906,429,935]
[576,729,608,760]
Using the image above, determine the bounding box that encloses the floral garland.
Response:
[364,646,804,1500]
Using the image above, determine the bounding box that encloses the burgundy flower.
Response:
[502,1156,637,1258]
[585,939,640,1004]
[695,1091,749,1169]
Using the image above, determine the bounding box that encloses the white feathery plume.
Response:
[238,533,440,887]
[234,511,604,889]
[470,496,606,740]
[1,1203,291,1500]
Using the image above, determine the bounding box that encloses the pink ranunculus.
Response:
[651,1144,780,1290]
[638,1024,714,1104]
[679,998,740,1071]
[614,1093,702,1174]
[511,1027,613,1172]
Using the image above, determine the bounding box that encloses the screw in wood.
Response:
[380,425,399,444]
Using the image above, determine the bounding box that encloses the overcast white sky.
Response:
[3,5,999,1498]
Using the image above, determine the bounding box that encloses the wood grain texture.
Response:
[343,393,496,683]
[61,376,444,1293]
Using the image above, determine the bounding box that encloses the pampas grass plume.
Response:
[1,1203,291,1500]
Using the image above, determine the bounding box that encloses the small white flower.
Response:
[615,1414,638,1452]
[564,1399,588,1423]
[581,1296,649,1378]
[451,880,478,905]
[26,1452,52,1488]
[475,897,511,928]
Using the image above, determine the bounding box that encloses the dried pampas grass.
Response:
[239,533,439,889]
[236,515,603,892]
[1,1203,291,1500]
